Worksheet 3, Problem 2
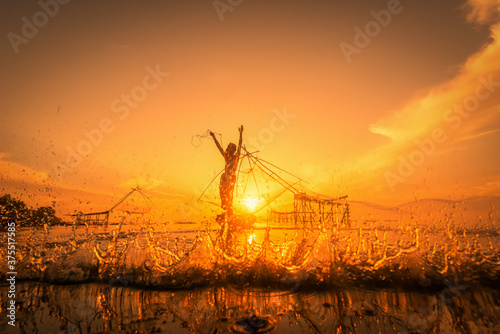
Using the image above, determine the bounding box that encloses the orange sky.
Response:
[1,0,500,221]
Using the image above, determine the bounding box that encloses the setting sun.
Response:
[242,197,260,211]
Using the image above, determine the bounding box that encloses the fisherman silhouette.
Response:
[210,125,243,217]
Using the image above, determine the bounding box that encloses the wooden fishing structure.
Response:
[269,193,350,229]
[70,187,153,228]
[221,147,351,229]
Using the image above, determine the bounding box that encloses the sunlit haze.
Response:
[1,0,500,221]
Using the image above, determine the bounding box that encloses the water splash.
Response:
[2,215,499,290]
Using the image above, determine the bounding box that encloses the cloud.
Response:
[0,152,48,184]
[369,1,500,148]
[369,87,455,142]
[370,59,500,145]
[119,176,164,190]
[464,0,500,25]
[475,179,500,194]
[345,1,500,199]
[455,128,499,142]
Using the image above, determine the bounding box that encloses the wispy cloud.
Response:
[456,128,499,142]
[371,2,499,145]
[370,0,500,145]
[464,0,500,25]
[475,179,500,195]
[349,1,500,198]
[370,55,500,146]
[0,152,48,184]
[119,176,164,190]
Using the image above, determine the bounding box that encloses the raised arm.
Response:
[210,131,225,156]
[237,125,243,156]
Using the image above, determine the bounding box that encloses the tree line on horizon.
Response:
[0,194,64,230]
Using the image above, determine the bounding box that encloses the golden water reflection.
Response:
[2,281,499,333]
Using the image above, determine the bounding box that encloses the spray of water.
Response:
[2,213,499,291]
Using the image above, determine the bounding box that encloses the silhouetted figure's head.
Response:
[226,143,237,156]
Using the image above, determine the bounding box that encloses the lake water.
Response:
[1,216,500,333]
